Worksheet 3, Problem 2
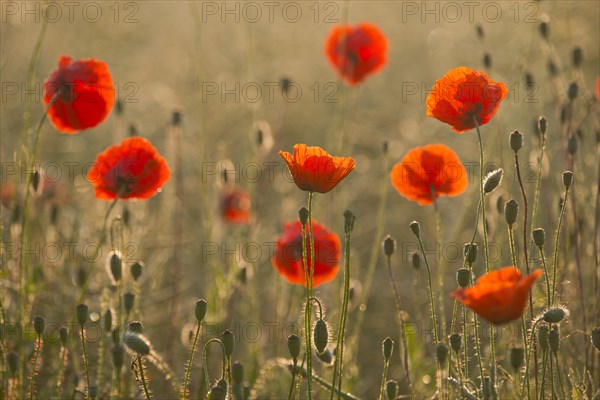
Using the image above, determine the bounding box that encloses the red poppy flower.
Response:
[220,188,251,224]
[451,267,542,325]
[87,137,170,200]
[44,56,115,133]
[272,220,340,288]
[279,144,355,193]
[390,144,467,205]
[325,22,387,85]
[426,66,507,133]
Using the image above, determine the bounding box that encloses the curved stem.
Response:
[202,339,227,391]
[415,231,439,346]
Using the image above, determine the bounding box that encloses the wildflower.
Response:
[44,56,115,133]
[426,66,507,133]
[272,220,340,287]
[325,22,387,84]
[451,267,542,324]
[279,144,355,193]
[87,137,170,200]
[220,188,251,224]
[390,144,467,205]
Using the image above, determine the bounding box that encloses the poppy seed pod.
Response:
[343,209,356,233]
[483,169,503,194]
[208,385,226,400]
[123,292,135,313]
[504,199,519,226]
[510,347,524,372]
[383,235,396,257]
[313,319,328,355]
[231,361,244,385]
[567,82,579,100]
[456,268,471,288]
[538,325,549,352]
[60,327,68,346]
[221,330,234,356]
[412,251,421,269]
[436,343,448,365]
[532,228,545,247]
[449,333,462,353]
[32,170,40,193]
[385,380,398,400]
[572,47,583,67]
[567,136,578,155]
[104,309,113,333]
[7,352,18,375]
[548,326,560,353]
[463,243,478,266]
[130,261,143,281]
[543,307,568,324]
[33,316,45,337]
[124,333,151,356]
[287,334,301,360]
[509,131,523,153]
[562,171,573,188]
[538,116,547,136]
[195,299,207,323]
[76,304,88,327]
[109,252,122,282]
[591,327,600,350]
[539,18,549,39]
[409,221,420,237]
[298,207,309,225]
[382,337,394,359]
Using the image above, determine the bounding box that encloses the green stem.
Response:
[138,356,151,400]
[530,134,546,235]
[304,191,315,400]
[183,322,202,399]
[432,195,446,337]
[202,339,227,391]
[538,246,551,307]
[551,185,570,304]
[287,360,297,400]
[521,319,541,398]
[28,336,41,400]
[80,326,90,399]
[473,118,490,273]
[552,351,566,399]
[378,357,390,400]
[538,351,547,400]
[414,231,439,345]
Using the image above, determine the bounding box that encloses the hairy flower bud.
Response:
[313,319,328,355]
[195,299,207,323]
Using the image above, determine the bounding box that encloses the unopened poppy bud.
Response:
[343,209,355,233]
[475,24,484,39]
[548,326,560,353]
[33,316,44,337]
[572,47,583,67]
[195,299,207,323]
[221,330,234,356]
[543,307,568,324]
[412,251,420,269]
[562,171,573,188]
[532,228,545,247]
[313,319,328,355]
[89,386,98,399]
[483,168,503,194]
[123,292,135,313]
[298,207,309,225]
[567,136,578,155]
[385,380,398,400]
[436,343,448,365]
[316,348,333,364]
[104,309,113,332]
[509,130,523,153]
[510,347,524,372]
[457,268,471,288]
[287,334,301,360]
[409,221,420,237]
[232,361,244,385]
[172,110,182,126]
[538,325,549,351]
[124,333,150,355]
[115,99,124,115]
[112,327,120,344]
[539,17,549,39]
[449,333,462,353]
[7,352,18,375]
[217,378,227,391]
[483,52,491,69]
[382,337,394,359]
[381,140,389,155]
[60,327,68,346]
[109,252,121,283]
[567,82,579,100]
[280,77,292,94]
[128,321,143,333]
[591,327,600,350]
[383,235,395,257]
[463,243,478,266]
[76,304,88,327]
[504,199,519,226]
[538,116,547,136]
[32,170,40,192]
[208,385,226,400]
[130,261,143,281]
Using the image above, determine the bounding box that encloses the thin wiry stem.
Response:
[551,185,570,304]
[28,336,41,400]
[138,356,151,400]
[183,322,202,399]
[80,326,90,399]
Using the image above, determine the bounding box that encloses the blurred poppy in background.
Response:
[220,188,251,224]
[451,267,542,324]
[88,137,170,200]
[44,56,115,133]
[279,144,355,193]
[426,66,507,133]
[272,220,340,287]
[390,144,467,205]
[325,22,387,85]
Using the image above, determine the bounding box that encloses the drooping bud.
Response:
[221,330,234,356]
[33,316,45,337]
[316,348,333,364]
[287,334,300,360]
[483,168,503,194]
[383,235,395,257]
[123,292,135,313]
[409,221,420,237]
[463,243,478,266]
[509,130,523,153]
[385,380,398,400]
[343,209,355,233]
[562,171,573,188]
[504,199,519,226]
[76,304,89,327]
[298,207,309,225]
[436,343,448,365]
[510,347,524,372]
[313,319,328,355]
[449,333,462,353]
[382,337,394,359]
[548,326,560,353]
[532,228,545,247]
[457,268,471,288]
[411,251,421,269]
[195,299,207,323]
[543,307,568,324]
[538,325,549,352]
[130,261,143,281]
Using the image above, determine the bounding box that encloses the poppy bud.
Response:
[509,130,523,153]
[33,316,44,337]
[562,171,573,188]
[591,327,600,350]
[457,268,471,288]
[7,352,18,375]
[449,333,461,353]
[316,348,333,364]
[32,170,40,193]
[572,47,583,67]
[217,378,227,392]
[124,333,150,356]
[548,326,560,353]
[543,307,568,324]
[382,337,394,359]
[385,380,398,400]
[172,110,182,126]
[538,116,547,136]
[60,327,69,346]
[383,235,395,257]
[539,17,549,39]
[532,228,545,247]
[483,52,492,69]
[232,361,244,385]
[115,99,124,115]
[510,347,524,372]
[313,319,328,355]
[76,304,88,327]
[538,325,549,352]
[109,252,122,283]
[195,299,207,323]
[567,82,579,101]
[221,330,234,356]
[548,60,558,77]
[343,209,355,233]
[130,261,143,281]
[412,251,421,269]
[567,136,578,155]
[436,343,448,365]
[298,207,309,225]
[208,385,226,400]
[104,309,113,333]
[525,72,534,88]
[128,321,143,333]
[463,243,478,266]
[475,24,484,39]
[409,221,420,237]
[483,169,503,194]
[280,77,292,95]
[89,386,98,399]
[123,292,135,313]
[504,199,519,226]
[287,334,300,360]
[381,140,389,155]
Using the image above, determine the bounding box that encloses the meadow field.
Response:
[1,0,599,398]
